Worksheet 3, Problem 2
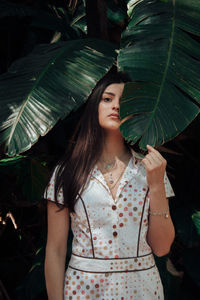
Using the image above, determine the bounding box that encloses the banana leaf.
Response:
[70,1,87,34]
[192,211,200,236]
[118,0,200,149]
[0,39,116,156]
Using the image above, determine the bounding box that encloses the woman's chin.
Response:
[101,120,121,130]
[102,126,122,134]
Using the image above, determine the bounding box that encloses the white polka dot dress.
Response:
[45,149,175,300]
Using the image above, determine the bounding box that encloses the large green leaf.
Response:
[118,0,200,149]
[0,39,116,156]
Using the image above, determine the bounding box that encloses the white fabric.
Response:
[44,151,175,299]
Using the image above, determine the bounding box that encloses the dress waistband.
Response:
[68,253,155,273]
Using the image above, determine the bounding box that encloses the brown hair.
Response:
[54,68,130,212]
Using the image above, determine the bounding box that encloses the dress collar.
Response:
[90,149,142,201]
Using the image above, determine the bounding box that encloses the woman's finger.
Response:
[142,157,152,169]
[148,152,163,165]
[146,145,166,162]
[143,154,153,165]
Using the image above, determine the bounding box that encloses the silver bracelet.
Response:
[149,210,169,218]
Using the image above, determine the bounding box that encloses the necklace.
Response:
[101,150,129,172]
[108,164,126,188]
[100,151,131,188]
[102,160,117,172]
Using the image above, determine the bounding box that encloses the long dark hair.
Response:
[54,68,130,212]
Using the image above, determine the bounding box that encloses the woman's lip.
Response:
[109,115,119,120]
[109,114,120,118]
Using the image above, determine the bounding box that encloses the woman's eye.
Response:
[103,97,112,102]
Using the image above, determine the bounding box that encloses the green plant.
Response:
[0,1,200,299]
[0,0,199,156]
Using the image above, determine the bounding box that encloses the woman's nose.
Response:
[112,98,120,110]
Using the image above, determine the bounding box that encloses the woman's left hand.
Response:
[142,145,167,189]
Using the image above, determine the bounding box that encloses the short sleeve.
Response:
[164,172,175,198]
[44,167,64,205]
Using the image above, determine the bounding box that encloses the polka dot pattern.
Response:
[64,267,164,299]
[44,149,174,299]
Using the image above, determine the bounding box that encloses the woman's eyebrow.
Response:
[103,92,115,96]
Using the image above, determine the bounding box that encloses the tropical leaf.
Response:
[192,211,200,236]
[71,12,87,34]
[107,0,128,25]
[69,0,87,34]
[0,39,116,156]
[118,0,200,149]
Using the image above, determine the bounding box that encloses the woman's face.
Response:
[98,83,124,131]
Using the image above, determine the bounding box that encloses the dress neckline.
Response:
[93,156,134,203]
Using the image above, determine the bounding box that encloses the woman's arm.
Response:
[142,145,175,257]
[45,201,70,300]
[147,188,175,257]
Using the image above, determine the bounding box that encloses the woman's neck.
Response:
[100,131,129,161]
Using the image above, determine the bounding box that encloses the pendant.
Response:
[109,173,114,184]
[103,159,116,171]
[105,163,113,170]
[106,164,111,169]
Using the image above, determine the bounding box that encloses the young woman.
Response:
[44,69,175,300]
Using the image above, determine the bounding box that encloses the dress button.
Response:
[112,205,117,210]
[113,231,118,237]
